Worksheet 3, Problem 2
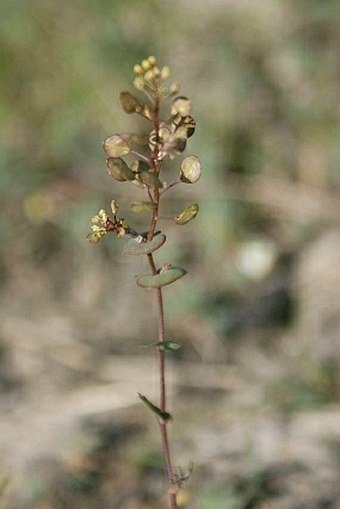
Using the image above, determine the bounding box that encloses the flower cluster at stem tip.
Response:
[87,55,202,245]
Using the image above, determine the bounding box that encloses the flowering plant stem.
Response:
[147,124,177,505]
[87,56,201,508]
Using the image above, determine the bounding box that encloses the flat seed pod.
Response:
[180,155,202,183]
[106,158,136,181]
[130,160,150,172]
[130,134,149,145]
[175,203,199,225]
[136,267,186,288]
[171,96,192,117]
[123,234,166,255]
[182,115,196,138]
[142,105,153,120]
[103,135,131,158]
[119,91,143,114]
[137,170,163,189]
[173,138,187,154]
[173,115,196,139]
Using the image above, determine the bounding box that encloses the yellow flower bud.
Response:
[133,64,143,75]
[148,55,156,66]
[142,58,151,70]
[160,66,171,80]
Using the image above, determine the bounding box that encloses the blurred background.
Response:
[1,0,340,507]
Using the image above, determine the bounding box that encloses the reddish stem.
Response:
[146,84,178,509]
[147,254,177,509]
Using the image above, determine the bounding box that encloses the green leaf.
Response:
[136,267,186,288]
[175,203,199,225]
[122,234,166,255]
[130,201,157,213]
[103,135,131,158]
[141,341,182,351]
[162,341,181,351]
[138,393,172,422]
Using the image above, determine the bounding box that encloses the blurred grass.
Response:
[1,0,340,394]
[1,4,340,504]
[1,5,338,232]
[1,1,339,288]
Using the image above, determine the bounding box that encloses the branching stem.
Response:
[146,86,178,509]
[90,57,198,509]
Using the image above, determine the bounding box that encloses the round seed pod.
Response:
[136,267,186,288]
[137,170,163,189]
[122,234,166,255]
[171,96,192,117]
[106,158,136,181]
[180,155,202,183]
[103,135,131,158]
